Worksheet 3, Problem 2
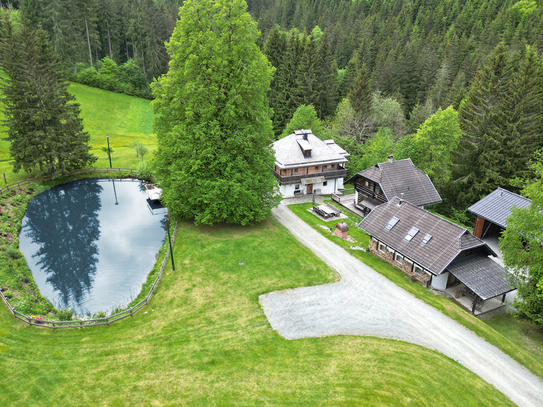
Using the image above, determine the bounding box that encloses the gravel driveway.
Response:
[259,203,543,407]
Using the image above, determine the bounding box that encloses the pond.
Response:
[19,178,168,315]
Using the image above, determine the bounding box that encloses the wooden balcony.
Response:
[355,184,387,203]
[274,168,348,184]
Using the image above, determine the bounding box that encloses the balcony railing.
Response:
[355,184,387,202]
[274,168,348,184]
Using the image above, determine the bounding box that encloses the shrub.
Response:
[78,67,101,88]
[138,162,153,180]
[57,308,74,321]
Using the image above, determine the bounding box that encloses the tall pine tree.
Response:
[450,43,512,207]
[0,20,96,177]
[497,46,543,187]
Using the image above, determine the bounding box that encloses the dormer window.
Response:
[404,227,420,242]
[297,138,312,158]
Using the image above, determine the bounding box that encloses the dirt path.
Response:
[259,203,543,407]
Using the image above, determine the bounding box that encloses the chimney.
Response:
[388,154,394,163]
[399,193,404,205]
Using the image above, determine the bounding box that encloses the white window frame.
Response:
[395,253,403,264]
[414,265,423,275]
[378,242,386,253]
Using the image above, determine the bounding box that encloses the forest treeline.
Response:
[254,0,543,127]
[1,0,542,109]
[1,0,179,98]
[1,0,543,213]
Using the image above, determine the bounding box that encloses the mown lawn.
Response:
[288,202,543,381]
[0,218,515,406]
[0,80,156,185]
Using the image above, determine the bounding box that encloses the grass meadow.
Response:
[0,218,516,406]
[0,81,156,185]
[0,76,540,405]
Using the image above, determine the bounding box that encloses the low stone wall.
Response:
[368,239,431,283]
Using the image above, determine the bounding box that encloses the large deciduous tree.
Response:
[0,20,96,178]
[411,106,462,188]
[281,104,322,138]
[152,0,280,225]
[501,151,543,326]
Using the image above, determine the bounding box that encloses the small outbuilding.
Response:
[467,187,531,239]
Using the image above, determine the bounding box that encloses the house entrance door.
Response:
[307,184,313,194]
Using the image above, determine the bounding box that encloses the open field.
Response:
[0,80,156,185]
[0,218,516,406]
[288,202,543,381]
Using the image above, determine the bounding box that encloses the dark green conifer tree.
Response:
[315,30,337,119]
[450,43,512,207]
[294,34,320,107]
[497,46,543,186]
[348,64,372,119]
[0,21,96,177]
[272,31,302,137]
[336,54,358,103]
[263,25,287,120]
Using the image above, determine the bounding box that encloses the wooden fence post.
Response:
[3,173,6,184]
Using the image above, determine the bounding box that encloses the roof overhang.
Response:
[447,255,515,301]
[275,159,348,169]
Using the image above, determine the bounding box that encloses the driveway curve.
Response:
[259,203,543,407]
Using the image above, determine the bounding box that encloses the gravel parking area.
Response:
[260,203,543,407]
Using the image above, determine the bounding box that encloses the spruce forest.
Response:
[1,0,543,216]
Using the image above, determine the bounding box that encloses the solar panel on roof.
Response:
[404,226,420,242]
[421,233,432,245]
[384,216,399,231]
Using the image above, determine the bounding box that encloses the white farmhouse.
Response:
[272,129,350,198]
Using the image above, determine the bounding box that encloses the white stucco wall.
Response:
[279,178,345,198]
[431,272,449,290]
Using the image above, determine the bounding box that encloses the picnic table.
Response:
[313,204,341,219]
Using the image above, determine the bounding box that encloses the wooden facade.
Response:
[473,216,485,238]
[354,178,387,204]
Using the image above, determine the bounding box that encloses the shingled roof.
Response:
[272,130,349,169]
[467,187,531,229]
[447,255,514,300]
[359,197,493,275]
[347,158,442,207]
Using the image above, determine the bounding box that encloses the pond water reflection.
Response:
[19,179,167,315]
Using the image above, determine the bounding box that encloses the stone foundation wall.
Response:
[368,239,431,283]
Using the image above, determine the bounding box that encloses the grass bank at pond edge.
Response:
[0,217,515,406]
[288,201,543,380]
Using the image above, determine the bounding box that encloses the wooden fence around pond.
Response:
[0,221,177,329]
[0,166,139,198]
[0,167,175,328]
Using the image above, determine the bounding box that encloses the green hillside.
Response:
[0,79,156,184]
[0,218,515,406]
